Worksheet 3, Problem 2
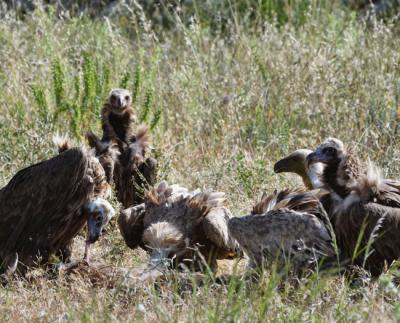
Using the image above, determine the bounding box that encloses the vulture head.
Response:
[108,88,132,113]
[83,198,115,263]
[274,149,325,189]
[306,138,361,197]
[306,138,346,167]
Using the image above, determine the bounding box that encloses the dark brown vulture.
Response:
[228,188,335,275]
[274,149,325,190]
[306,137,400,275]
[101,88,136,143]
[87,126,157,208]
[118,181,240,272]
[0,135,114,276]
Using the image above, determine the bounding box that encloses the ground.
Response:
[1,2,400,322]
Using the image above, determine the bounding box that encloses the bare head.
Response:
[84,198,115,262]
[108,88,132,112]
[306,138,345,166]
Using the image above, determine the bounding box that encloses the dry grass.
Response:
[1,2,400,322]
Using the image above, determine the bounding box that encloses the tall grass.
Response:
[0,1,400,321]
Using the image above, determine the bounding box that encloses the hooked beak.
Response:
[306,151,322,167]
[86,216,103,244]
[274,157,292,173]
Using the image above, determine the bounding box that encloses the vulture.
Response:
[306,138,400,275]
[118,181,240,272]
[101,88,136,143]
[87,126,157,208]
[274,149,325,190]
[0,135,114,276]
[228,188,335,275]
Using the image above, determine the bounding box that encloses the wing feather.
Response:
[0,148,93,270]
[202,207,241,258]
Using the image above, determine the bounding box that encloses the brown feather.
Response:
[229,188,335,274]
[0,148,97,273]
[118,182,240,272]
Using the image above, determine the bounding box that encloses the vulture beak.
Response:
[274,155,301,174]
[306,151,323,167]
[274,149,312,175]
[273,157,290,173]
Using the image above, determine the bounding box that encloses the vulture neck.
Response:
[322,159,350,198]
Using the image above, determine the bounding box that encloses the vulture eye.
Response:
[110,94,117,101]
[125,95,130,101]
[322,147,336,155]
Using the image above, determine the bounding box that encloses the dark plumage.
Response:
[114,126,157,208]
[101,88,136,143]
[307,138,400,275]
[306,138,362,198]
[0,136,113,275]
[118,182,240,272]
[228,189,335,274]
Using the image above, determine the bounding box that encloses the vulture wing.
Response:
[376,179,400,207]
[228,209,335,271]
[202,206,241,259]
[334,199,400,275]
[0,148,93,270]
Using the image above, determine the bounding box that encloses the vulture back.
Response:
[0,148,94,271]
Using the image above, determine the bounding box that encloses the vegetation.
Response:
[1,1,400,321]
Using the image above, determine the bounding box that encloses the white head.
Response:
[85,198,115,244]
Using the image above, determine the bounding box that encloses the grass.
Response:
[1,1,400,321]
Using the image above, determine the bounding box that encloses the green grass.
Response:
[1,2,400,321]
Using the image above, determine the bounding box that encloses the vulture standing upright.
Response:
[228,189,335,275]
[307,138,400,275]
[88,89,157,208]
[118,181,240,272]
[0,136,114,275]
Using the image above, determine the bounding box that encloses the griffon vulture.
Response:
[228,188,335,275]
[306,138,400,275]
[0,136,114,276]
[118,181,240,272]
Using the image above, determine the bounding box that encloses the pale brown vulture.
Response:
[0,136,114,276]
[87,126,157,208]
[306,138,400,275]
[118,182,240,272]
[228,189,335,275]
